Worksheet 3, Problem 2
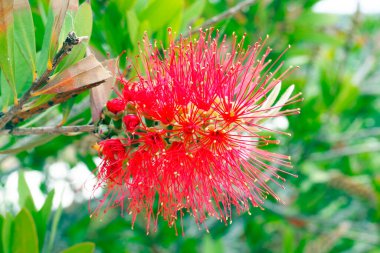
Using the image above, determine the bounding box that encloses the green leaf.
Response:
[56,2,93,73]
[59,242,95,253]
[0,215,4,253]
[1,213,13,253]
[181,0,205,32]
[138,0,184,31]
[58,6,76,49]
[126,10,139,47]
[0,1,17,103]
[35,190,55,251]
[331,81,359,114]
[283,226,295,253]
[14,42,33,96]
[38,190,55,222]
[58,96,76,126]
[23,94,55,111]
[46,203,63,253]
[0,71,12,111]
[202,235,224,253]
[37,5,54,75]
[0,135,56,155]
[112,0,137,12]
[37,1,70,75]
[13,0,37,78]
[18,171,36,211]
[11,209,39,253]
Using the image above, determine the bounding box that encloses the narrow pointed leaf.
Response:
[56,2,92,72]
[32,54,111,96]
[0,215,3,253]
[0,135,56,154]
[58,0,79,47]
[60,242,95,253]
[0,70,12,110]
[48,0,73,67]
[14,89,87,124]
[14,41,33,96]
[22,94,55,111]
[9,94,55,126]
[37,0,70,75]
[126,10,139,46]
[138,0,184,31]
[38,190,55,226]
[13,0,36,78]
[181,0,205,31]
[11,209,38,253]
[269,84,295,115]
[58,96,75,126]
[260,81,282,110]
[47,203,63,253]
[1,213,13,253]
[90,59,117,122]
[18,170,36,211]
[35,190,55,251]
[0,0,17,102]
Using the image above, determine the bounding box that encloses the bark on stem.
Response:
[0,125,95,135]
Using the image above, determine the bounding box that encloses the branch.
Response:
[202,0,255,28]
[0,125,96,135]
[310,142,380,161]
[0,32,80,129]
[182,0,256,38]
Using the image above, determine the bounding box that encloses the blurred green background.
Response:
[1,0,380,252]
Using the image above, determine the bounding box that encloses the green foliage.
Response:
[59,242,95,253]
[12,209,39,253]
[1,0,380,252]
[91,0,205,59]
[0,171,96,253]
[13,0,37,78]
[202,235,224,253]
[1,213,13,253]
[0,2,17,102]
[56,2,93,73]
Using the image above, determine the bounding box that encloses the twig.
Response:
[310,142,380,161]
[0,125,95,135]
[0,32,80,129]
[202,0,255,28]
[182,0,256,38]
[330,127,380,142]
[0,99,93,162]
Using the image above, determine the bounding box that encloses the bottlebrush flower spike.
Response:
[92,28,302,234]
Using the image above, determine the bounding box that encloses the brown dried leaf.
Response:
[48,0,70,65]
[90,59,118,122]
[0,0,13,33]
[31,54,111,96]
[12,80,106,126]
[13,0,27,11]
[52,0,78,12]
[0,0,17,103]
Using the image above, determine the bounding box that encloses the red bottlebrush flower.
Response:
[93,28,302,234]
[106,98,126,114]
[97,139,127,184]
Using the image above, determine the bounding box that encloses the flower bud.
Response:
[106,98,126,114]
[123,114,140,132]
